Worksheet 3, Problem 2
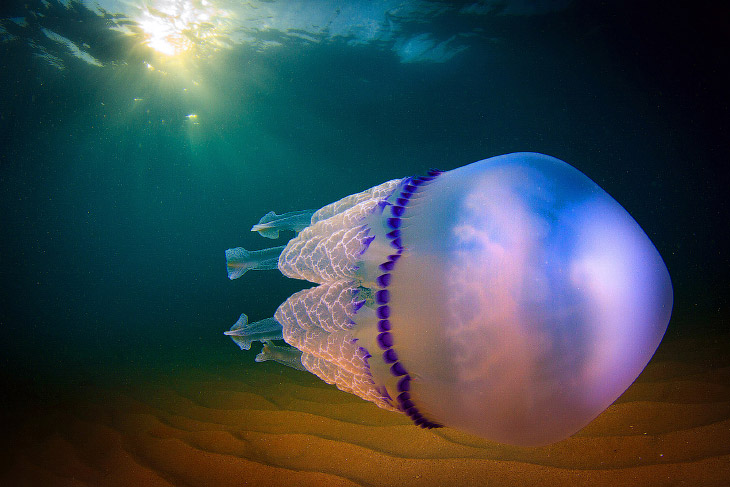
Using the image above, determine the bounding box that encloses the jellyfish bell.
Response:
[224,152,673,446]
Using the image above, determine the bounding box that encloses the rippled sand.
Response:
[2,333,729,486]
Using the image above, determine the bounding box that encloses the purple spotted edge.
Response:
[372,169,444,429]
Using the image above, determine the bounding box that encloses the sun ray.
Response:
[136,0,228,57]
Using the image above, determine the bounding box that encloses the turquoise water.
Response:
[0,0,727,444]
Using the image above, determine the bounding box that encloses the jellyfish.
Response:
[224,152,673,446]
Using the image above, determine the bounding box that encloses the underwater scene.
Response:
[1,0,728,485]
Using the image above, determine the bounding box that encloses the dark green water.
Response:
[0,0,727,422]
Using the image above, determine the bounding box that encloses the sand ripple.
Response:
[2,335,730,486]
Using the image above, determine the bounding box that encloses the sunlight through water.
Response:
[1,0,575,66]
[136,0,229,56]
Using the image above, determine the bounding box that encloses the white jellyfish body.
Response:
[224,152,673,446]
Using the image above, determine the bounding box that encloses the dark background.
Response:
[0,0,727,397]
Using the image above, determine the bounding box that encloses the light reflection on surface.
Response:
[1,0,573,66]
[0,0,574,132]
[136,0,229,56]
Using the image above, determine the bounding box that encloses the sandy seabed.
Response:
[2,333,729,487]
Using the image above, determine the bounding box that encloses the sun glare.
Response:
[137,0,225,57]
